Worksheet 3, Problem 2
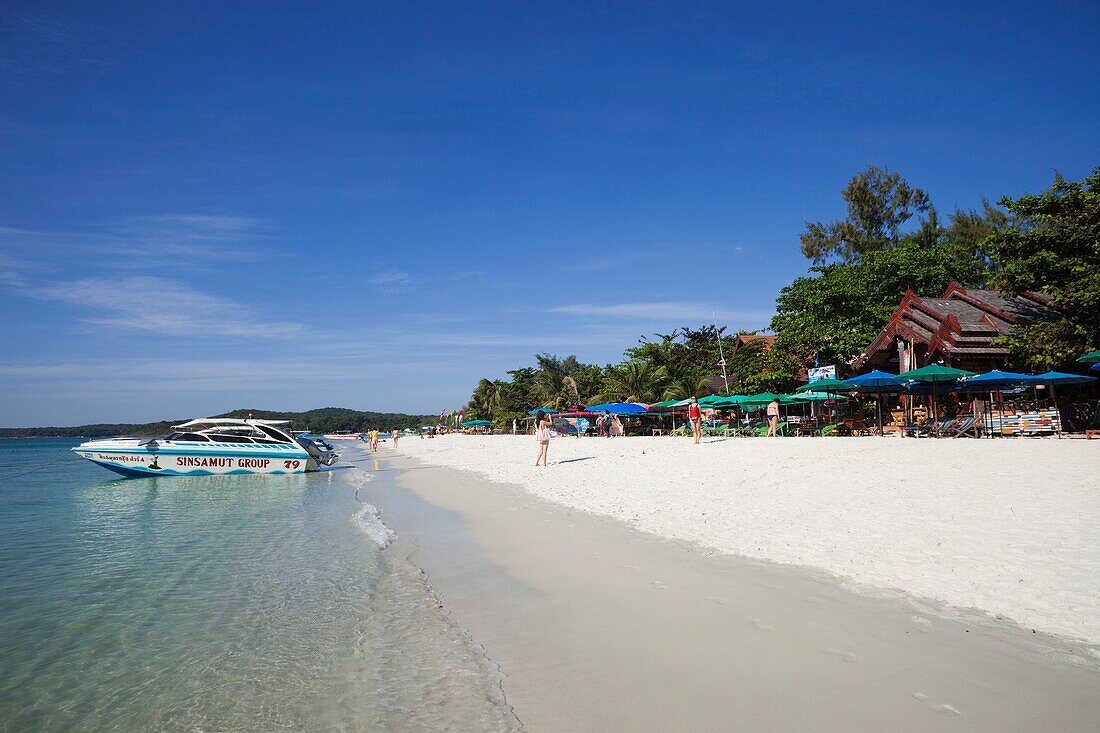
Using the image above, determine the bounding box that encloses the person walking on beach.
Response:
[391,429,399,447]
[688,397,702,445]
[534,410,552,466]
[766,399,780,437]
[603,411,612,438]
[512,419,517,436]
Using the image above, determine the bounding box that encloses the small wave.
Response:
[356,503,396,549]
[345,468,374,489]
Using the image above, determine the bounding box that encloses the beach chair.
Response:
[816,423,842,437]
[948,416,981,438]
[901,418,935,438]
[922,418,958,438]
[754,421,789,437]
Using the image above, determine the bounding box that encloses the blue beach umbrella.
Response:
[584,402,649,414]
[842,370,904,393]
[527,408,559,415]
[955,370,1038,392]
[841,371,904,434]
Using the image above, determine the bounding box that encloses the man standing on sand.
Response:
[767,399,780,437]
[688,396,702,445]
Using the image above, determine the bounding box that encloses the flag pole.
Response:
[713,311,730,395]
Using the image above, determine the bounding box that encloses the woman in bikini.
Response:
[688,396,702,445]
[534,411,552,466]
[767,399,780,437]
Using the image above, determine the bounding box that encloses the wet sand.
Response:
[354,447,1100,732]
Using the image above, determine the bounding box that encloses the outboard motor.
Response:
[296,436,340,467]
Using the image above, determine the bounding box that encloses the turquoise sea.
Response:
[0,439,519,732]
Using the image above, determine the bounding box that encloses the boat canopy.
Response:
[172,418,292,429]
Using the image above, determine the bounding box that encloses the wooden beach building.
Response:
[854,281,1059,373]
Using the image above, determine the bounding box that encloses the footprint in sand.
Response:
[910,615,932,629]
[913,693,961,716]
[821,648,861,663]
[701,596,727,605]
[750,618,774,632]
[621,565,641,572]
[651,581,667,590]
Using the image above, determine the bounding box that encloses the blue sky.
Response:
[1,1,1098,425]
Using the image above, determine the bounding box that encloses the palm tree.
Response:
[472,378,507,417]
[663,375,708,400]
[593,362,669,404]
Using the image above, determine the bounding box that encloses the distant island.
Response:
[0,407,437,438]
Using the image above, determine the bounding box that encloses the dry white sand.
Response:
[397,434,1100,644]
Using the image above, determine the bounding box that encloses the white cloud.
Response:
[32,276,304,339]
[368,270,412,287]
[549,301,773,325]
[112,214,270,262]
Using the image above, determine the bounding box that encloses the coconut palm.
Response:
[663,375,709,400]
[592,362,669,404]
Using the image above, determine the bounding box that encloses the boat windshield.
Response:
[165,432,211,442]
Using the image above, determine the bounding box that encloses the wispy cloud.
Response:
[112,214,270,261]
[549,301,773,325]
[32,276,304,339]
[368,270,412,286]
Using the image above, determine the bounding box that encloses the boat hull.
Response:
[73,441,314,478]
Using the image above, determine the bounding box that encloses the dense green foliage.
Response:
[800,165,933,263]
[0,407,435,437]
[987,168,1100,371]
[769,241,991,370]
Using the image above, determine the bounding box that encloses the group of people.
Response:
[535,396,783,463]
[686,395,782,443]
[595,411,624,437]
[362,429,401,451]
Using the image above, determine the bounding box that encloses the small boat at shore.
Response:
[72,418,339,478]
[322,431,364,441]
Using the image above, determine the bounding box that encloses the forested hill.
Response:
[0,407,436,438]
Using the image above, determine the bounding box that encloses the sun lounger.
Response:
[901,418,935,437]
[948,416,981,438]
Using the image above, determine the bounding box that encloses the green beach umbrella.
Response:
[1077,349,1100,363]
[897,364,975,437]
[898,364,975,382]
[698,394,728,406]
[791,391,833,402]
[462,419,493,427]
[795,378,851,393]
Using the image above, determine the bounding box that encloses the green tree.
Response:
[663,375,709,400]
[986,168,1100,370]
[801,166,933,263]
[593,361,669,403]
[771,240,990,370]
[947,198,1012,268]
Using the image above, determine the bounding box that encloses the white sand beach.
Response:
[397,435,1100,645]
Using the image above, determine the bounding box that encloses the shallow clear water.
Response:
[0,439,519,732]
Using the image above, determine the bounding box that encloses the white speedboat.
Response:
[72,418,339,478]
[322,431,364,441]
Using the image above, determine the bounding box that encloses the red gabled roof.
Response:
[854,283,1059,369]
